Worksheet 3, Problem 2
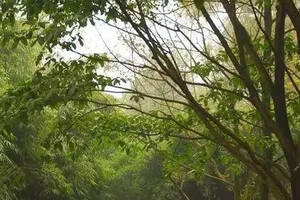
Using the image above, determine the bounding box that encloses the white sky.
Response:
[57,21,132,98]
[56,4,228,98]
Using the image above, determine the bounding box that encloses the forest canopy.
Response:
[1,0,300,200]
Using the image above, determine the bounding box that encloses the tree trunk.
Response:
[259,0,272,198]
[290,165,300,200]
[233,175,241,200]
[291,178,300,200]
[259,176,269,200]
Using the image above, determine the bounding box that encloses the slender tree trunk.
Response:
[259,176,269,200]
[291,170,300,200]
[259,0,272,199]
[233,175,241,200]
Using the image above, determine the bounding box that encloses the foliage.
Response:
[1,0,300,200]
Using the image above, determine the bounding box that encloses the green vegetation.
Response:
[1,0,300,199]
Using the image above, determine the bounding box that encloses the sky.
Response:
[57,20,132,98]
[56,3,227,98]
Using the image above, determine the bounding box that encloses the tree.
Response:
[1,0,300,199]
